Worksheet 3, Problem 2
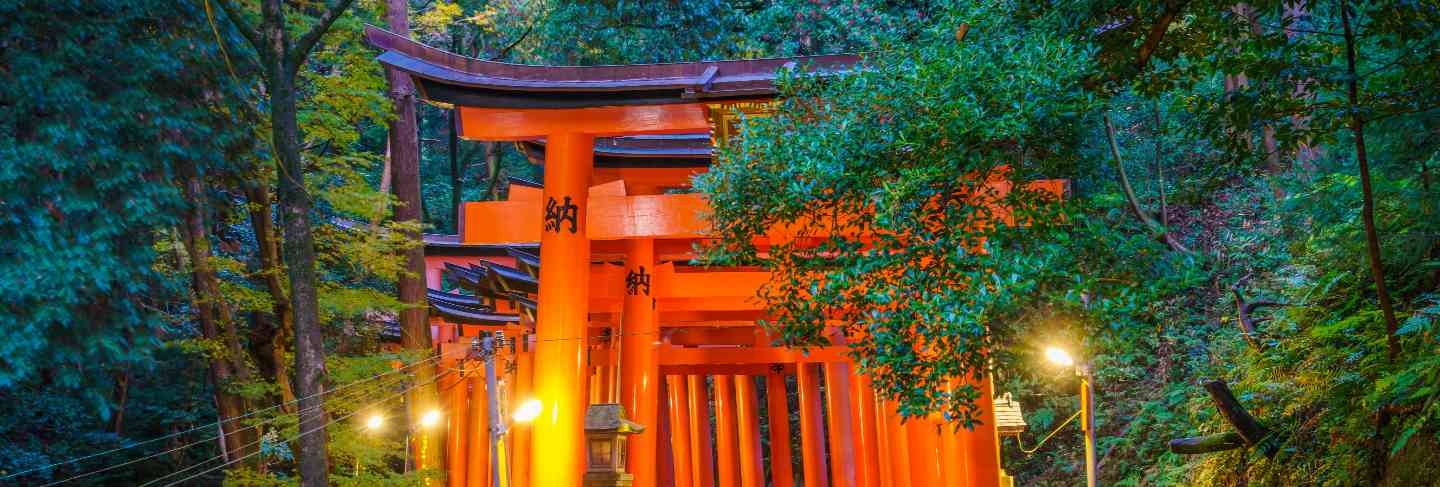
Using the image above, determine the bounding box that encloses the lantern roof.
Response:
[364,25,860,109]
[584,403,646,434]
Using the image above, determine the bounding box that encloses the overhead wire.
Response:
[144,367,457,487]
[21,347,464,485]
[38,362,433,487]
[1014,409,1083,455]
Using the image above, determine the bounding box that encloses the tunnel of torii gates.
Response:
[367,26,1066,487]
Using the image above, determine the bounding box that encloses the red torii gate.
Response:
[369,26,1056,487]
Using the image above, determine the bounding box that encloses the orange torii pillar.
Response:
[511,338,534,487]
[824,364,857,487]
[848,369,882,487]
[667,376,696,487]
[881,402,912,487]
[441,343,469,487]
[688,375,717,487]
[466,363,491,487]
[907,418,941,485]
[531,132,594,486]
[796,364,829,487]
[962,375,1001,487]
[714,376,740,487]
[734,376,765,487]
[765,373,795,487]
[620,238,660,487]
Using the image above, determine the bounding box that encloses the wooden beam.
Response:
[659,346,848,366]
[458,104,711,140]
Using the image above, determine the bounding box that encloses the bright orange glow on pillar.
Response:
[511,341,533,487]
[848,369,881,487]
[714,376,740,487]
[961,376,1001,487]
[906,419,941,486]
[620,238,660,487]
[687,375,717,487]
[823,364,856,487]
[529,132,593,487]
[734,376,764,487]
[444,353,469,487]
[466,368,490,487]
[882,403,911,487]
[765,373,795,487]
[667,376,696,487]
[796,364,829,487]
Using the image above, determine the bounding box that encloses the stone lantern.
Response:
[583,403,646,487]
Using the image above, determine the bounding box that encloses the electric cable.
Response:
[145,368,455,487]
[1014,409,1083,454]
[22,348,462,485]
[40,362,449,487]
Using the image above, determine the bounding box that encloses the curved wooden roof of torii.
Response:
[519,134,712,168]
[363,25,860,109]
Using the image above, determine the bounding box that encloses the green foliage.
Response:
[0,0,245,390]
[699,2,1096,422]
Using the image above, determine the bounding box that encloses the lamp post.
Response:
[476,332,542,487]
[1046,346,1097,487]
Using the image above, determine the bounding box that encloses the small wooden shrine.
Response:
[369,25,1061,487]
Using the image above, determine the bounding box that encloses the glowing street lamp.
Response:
[1045,346,1075,368]
[513,399,543,424]
[419,409,443,429]
[366,414,385,431]
[1047,346,1097,487]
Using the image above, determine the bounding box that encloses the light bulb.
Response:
[1045,346,1075,368]
[513,399,543,423]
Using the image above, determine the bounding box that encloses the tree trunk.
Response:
[449,34,463,233]
[177,162,257,462]
[262,0,329,482]
[244,181,297,410]
[384,0,444,471]
[108,367,130,434]
[1342,3,1400,483]
[1104,112,1191,254]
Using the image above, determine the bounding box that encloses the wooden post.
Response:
[667,376,696,487]
[906,419,940,486]
[848,368,881,487]
[467,362,490,487]
[443,345,469,487]
[961,376,1001,487]
[530,132,594,487]
[824,364,856,487]
[872,398,894,487]
[797,364,829,487]
[735,376,764,487]
[688,375,716,487]
[766,373,795,487]
[620,239,660,487]
[658,378,677,487]
[511,338,534,487]
[882,403,911,487]
[715,376,740,487]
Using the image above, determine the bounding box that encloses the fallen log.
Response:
[1168,433,1245,454]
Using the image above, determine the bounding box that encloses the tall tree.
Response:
[175,161,258,460]
[382,0,444,470]
[212,0,360,483]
